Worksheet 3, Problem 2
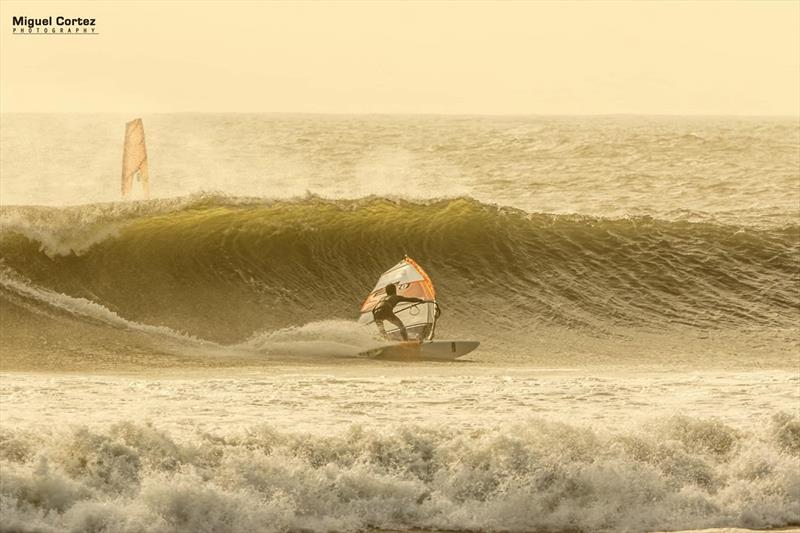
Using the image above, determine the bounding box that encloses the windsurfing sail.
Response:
[359,257,439,341]
[121,118,150,198]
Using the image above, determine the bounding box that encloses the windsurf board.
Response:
[361,340,479,361]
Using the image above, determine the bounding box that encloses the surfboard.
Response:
[360,340,480,361]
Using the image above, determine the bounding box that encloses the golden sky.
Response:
[1,0,798,115]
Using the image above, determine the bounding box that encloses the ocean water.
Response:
[0,114,798,532]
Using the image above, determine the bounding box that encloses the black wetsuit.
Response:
[372,294,424,341]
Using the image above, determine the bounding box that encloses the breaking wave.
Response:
[1,414,798,533]
[1,195,796,347]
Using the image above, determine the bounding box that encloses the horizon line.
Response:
[1,111,799,119]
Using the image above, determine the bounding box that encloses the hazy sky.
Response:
[1,0,798,115]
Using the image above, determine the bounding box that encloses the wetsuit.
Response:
[372,294,425,341]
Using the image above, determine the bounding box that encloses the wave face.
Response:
[1,196,797,353]
[1,415,798,533]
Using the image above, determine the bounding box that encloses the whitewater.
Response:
[0,114,798,533]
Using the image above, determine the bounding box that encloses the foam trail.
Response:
[241,320,383,357]
[0,267,210,346]
[1,266,382,362]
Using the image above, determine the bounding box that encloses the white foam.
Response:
[240,320,382,357]
[0,268,208,345]
[0,416,798,533]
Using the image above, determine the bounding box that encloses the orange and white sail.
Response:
[359,257,439,340]
[121,118,150,198]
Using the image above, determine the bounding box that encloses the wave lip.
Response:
[0,415,798,532]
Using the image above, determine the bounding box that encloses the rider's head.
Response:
[385,283,397,295]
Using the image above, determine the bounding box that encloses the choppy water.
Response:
[2,114,799,226]
[0,114,798,532]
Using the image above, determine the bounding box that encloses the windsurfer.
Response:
[372,283,426,341]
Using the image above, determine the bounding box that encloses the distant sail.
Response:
[359,257,439,341]
[121,118,150,198]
